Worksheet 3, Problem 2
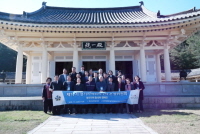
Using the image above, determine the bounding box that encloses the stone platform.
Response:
[0,96,200,111]
[0,82,200,110]
[1,82,200,97]
[28,113,158,134]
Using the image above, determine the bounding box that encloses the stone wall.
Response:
[0,82,200,110]
[0,96,199,111]
[0,84,43,97]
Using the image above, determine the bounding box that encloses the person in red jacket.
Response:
[42,77,52,114]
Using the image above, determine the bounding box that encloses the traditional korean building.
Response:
[0,2,200,84]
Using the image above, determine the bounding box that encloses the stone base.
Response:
[179,80,190,83]
[0,82,6,85]
[0,96,200,111]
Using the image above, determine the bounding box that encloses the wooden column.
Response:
[164,44,171,81]
[156,54,161,82]
[139,43,147,82]
[25,53,31,84]
[41,43,48,83]
[15,45,23,84]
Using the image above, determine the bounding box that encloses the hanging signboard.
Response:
[82,42,106,50]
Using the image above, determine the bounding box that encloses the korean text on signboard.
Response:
[82,42,106,50]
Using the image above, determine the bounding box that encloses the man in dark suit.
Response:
[63,75,75,114]
[89,69,93,77]
[96,76,107,113]
[50,75,63,115]
[59,68,68,83]
[108,70,117,84]
[79,65,86,84]
[70,67,77,83]
[85,76,96,113]
[106,77,115,113]
[121,75,126,84]
[115,77,125,113]
[93,72,99,83]
[103,73,109,84]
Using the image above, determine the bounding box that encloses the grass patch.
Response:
[0,111,50,134]
[134,108,200,134]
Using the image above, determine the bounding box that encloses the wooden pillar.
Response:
[15,45,23,84]
[156,54,161,82]
[73,46,79,72]
[139,43,147,82]
[41,44,48,83]
[109,46,116,75]
[164,45,171,81]
[26,54,31,84]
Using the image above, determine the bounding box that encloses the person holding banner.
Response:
[42,77,53,114]
[125,78,134,114]
[133,76,145,113]
[106,77,115,113]
[115,77,125,113]
[63,76,75,114]
[85,76,96,113]
[96,76,107,114]
[74,78,86,114]
[49,75,63,115]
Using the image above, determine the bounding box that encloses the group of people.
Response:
[42,66,145,115]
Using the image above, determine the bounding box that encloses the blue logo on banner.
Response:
[55,95,61,101]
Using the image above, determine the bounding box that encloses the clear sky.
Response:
[0,0,199,15]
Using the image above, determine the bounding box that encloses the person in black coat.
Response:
[69,67,77,83]
[108,70,117,84]
[42,77,53,114]
[116,70,122,78]
[125,78,134,114]
[96,76,107,113]
[79,65,86,84]
[115,77,125,113]
[103,73,109,84]
[133,75,145,113]
[93,72,99,83]
[74,78,85,114]
[121,75,126,84]
[106,77,115,113]
[63,75,75,114]
[89,69,93,77]
[49,75,63,115]
[85,76,96,113]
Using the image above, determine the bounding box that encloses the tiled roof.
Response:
[0,2,199,24]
